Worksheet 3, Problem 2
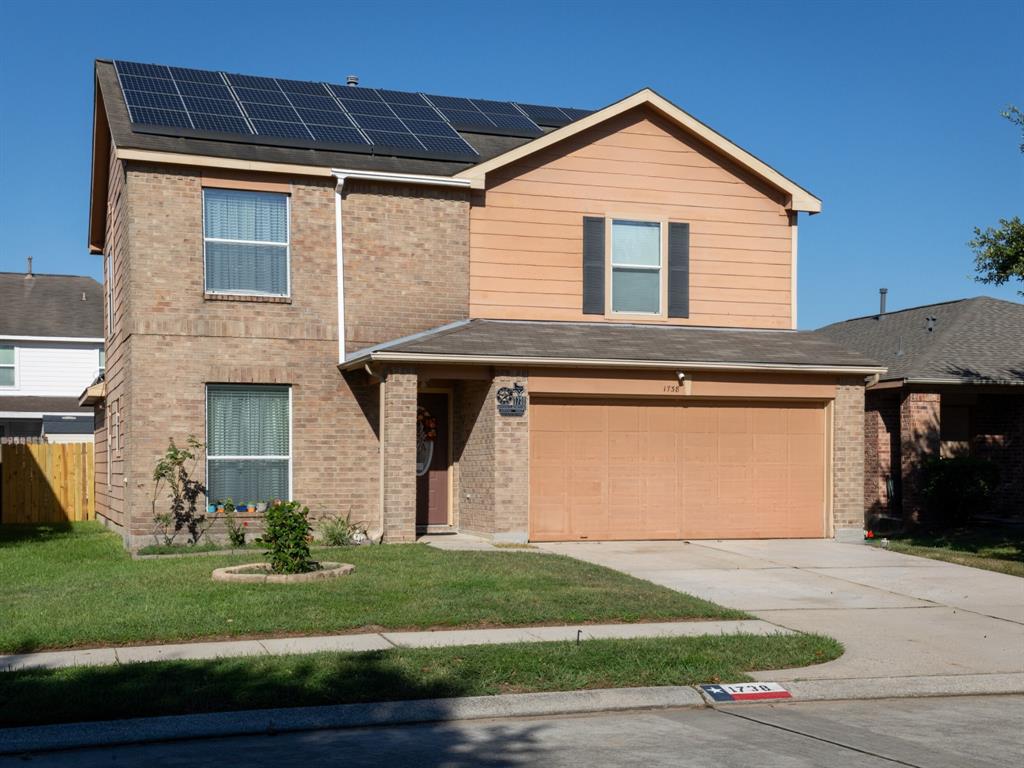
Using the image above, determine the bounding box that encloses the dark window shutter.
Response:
[582,216,605,315]
[667,222,690,318]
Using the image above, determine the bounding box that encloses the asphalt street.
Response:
[5,695,1021,767]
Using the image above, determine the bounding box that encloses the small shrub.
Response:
[151,436,210,546]
[261,500,318,574]
[222,500,247,548]
[920,456,1000,528]
[320,510,366,546]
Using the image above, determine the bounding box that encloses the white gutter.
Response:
[346,351,887,376]
[331,169,471,364]
[0,336,104,343]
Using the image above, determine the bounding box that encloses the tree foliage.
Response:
[969,106,1023,294]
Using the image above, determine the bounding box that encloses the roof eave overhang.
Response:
[454,88,823,214]
[88,69,111,254]
[341,350,885,377]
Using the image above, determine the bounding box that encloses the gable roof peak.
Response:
[454,87,822,213]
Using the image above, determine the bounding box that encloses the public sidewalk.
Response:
[0,619,787,672]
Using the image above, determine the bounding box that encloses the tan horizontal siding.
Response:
[469,304,793,329]
[470,107,794,329]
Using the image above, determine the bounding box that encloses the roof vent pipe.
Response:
[81,292,87,301]
[26,256,33,278]
[346,75,359,87]
[926,316,937,333]
[878,287,887,316]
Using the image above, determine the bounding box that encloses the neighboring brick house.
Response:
[0,265,102,441]
[86,59,884,548]
[818,297,1024,525]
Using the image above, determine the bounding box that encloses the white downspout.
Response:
[790,211,799,330]
[335,179,346,363]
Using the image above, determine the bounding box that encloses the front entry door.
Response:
[416,392,450,527]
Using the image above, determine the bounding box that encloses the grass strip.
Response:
[0,634,842,727]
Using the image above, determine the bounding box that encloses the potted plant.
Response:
[248,501,259,514]
[256,501,267,513]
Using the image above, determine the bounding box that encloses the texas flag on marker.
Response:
[700,683,792,702]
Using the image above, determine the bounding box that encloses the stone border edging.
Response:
[212,562,354,583]
[3,673,1023,756]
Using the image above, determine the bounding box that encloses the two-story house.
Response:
[0,265,103,441]
[86,59,883,548]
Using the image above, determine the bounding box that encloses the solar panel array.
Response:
[114,61,592,162]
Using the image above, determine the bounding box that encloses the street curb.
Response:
[4,673,1024,755]
[0,686,705,755]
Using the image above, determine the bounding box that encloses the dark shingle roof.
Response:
[0,396,92,415]
[96,61,537,175]
[347,319,883,370]
[816,297,1024,384]
[0,273,103,338]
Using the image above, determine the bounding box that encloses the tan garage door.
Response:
[529,398,827,541]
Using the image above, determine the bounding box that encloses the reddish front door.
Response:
[416,392,450,527]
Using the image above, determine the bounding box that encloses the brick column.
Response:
[381,367,417,542]
[833,377,866,538]
[493,369,529,543]
[900,391,940,524]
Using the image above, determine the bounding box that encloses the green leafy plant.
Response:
[320,509,365,546]
[151,436,210,545]
[260,500,318,574]
[920,456,1001,528]
[221,499,248,548]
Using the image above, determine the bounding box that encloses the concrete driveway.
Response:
[538,539,1024,681]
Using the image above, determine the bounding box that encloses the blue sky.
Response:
[1,0,1020,328]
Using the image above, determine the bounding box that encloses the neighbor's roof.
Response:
[343,319,884,373]
[0,396,92,416]
[0,273,103,338]
[816,296,1024,385]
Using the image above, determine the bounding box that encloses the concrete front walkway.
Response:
[538,539,1024,681]
[0,619,787,672]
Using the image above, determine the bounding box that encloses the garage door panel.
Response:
[529,398,826,541]
[754,433,788,461]
[789,434,823,465]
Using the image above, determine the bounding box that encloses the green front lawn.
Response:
[0,523,745,653]
[871,527,1024,577]
[0,634,842,727]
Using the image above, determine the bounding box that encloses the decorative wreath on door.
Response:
[416,406,438,477]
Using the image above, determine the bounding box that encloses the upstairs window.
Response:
[611,220,661,314]
[203,189,290,297]
[206,385,291,504]
[0,345,14,387]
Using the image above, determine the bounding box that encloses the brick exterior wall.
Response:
[380,368,417,542]
[899,391,941,524]
[342,181,469,351]
[492,370,529,541]
[454,379,494,536]
[973,393,1024,517]
[94,163,407,546]
[864,390,900,522]
[833,377,867,534]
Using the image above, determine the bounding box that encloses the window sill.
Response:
[204,293,292,305]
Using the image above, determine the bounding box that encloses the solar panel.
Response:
[424,94,544,137]
[515,103,572,127]
[113,60,585,162]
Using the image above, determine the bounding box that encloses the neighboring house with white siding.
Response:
[0,265,103,440]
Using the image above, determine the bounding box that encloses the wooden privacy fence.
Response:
[0,442,95,523]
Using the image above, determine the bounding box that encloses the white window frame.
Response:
[202,189,292,298]
[205,385,293,503]
[610,219,662,316]
[0,345,16,389]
